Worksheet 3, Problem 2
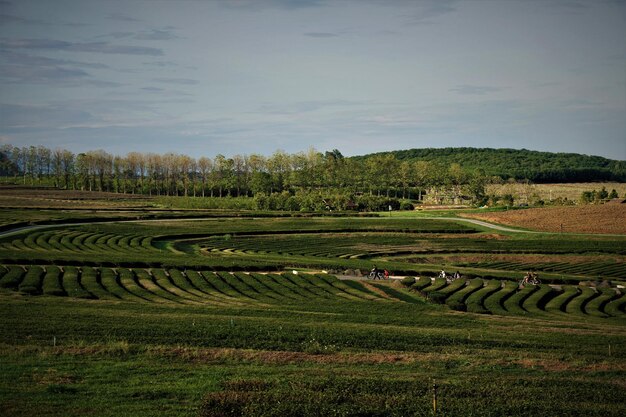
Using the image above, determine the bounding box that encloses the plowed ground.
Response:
[461,204,626,234]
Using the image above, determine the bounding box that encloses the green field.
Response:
[1,199,625,416]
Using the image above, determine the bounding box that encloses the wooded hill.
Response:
[352,148,626,183]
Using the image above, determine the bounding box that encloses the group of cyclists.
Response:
[439,270,462,282]
[369,266,540,286]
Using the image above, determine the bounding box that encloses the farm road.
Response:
[421,216,535,233]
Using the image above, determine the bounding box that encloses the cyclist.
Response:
[370,266,380,280]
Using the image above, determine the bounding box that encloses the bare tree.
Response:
[197,156,212,197]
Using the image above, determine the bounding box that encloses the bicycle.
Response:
[369,270,385,280]
[519,275,541,286]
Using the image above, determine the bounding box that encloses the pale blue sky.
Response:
[1,0,625,159]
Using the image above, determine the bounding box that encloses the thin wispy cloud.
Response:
[0,50,117,86]
[1,50,108,69]
[255,100,368,115]
[0,38,163,56]
[97,28,180,41]
[0,13,47,25]
[303,32,340,38]
[401,0,458,25]
[153,78,199,85]
[107,12,141,22]
[450,85,504,95]
[1,65,88,82]
[219,0,327,11]
[142,61,178,67]
[135,29,180,41]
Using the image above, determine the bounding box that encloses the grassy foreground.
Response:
[1,283,625,417]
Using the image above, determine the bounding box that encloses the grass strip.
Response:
[61,266,94,299]
[79,266,118,301]
[465,279,502,314]
[0,265,25,289]
[545,286,580,314]
[585,288,617,318]
[133,268,179,304]
[149,269,198,303]
[41,265,65,296]
[18,265,44,295]
[604,292,626,317]
[503,285,538,315]
[522,285,559,314]
[445,278,484,311]
[249,273,303,301]
[565,287,598,316]
[483,281,517,315]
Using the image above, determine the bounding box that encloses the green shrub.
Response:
[400,276,416,286]
[18,265,44,295]
[0,266,25,289]
[448,301,467,311]
[399,201,414,211]
[428,291,447,304]
[411,277,432,291]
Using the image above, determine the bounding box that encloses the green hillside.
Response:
[352,148,626,183]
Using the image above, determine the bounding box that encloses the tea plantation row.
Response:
[2,264,624,319]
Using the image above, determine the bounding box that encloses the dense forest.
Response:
[353,148,626,183]
[1,144,624,210]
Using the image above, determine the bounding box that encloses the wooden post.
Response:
[432,379,438,416]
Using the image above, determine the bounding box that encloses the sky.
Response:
[0,0,625,160]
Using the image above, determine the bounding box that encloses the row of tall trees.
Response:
[0,144,491,204]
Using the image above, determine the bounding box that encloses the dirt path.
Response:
[422,216,531,233]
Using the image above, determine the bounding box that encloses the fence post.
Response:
[432,379,438,416]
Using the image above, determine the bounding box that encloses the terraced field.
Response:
[1,264,623,319]
[1,215,625,281]
[1,265,384,304]
[403,276,625,317]
[1,207,626,417]
[456,260,626,278]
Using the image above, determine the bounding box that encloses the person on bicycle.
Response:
[370,266,380,280]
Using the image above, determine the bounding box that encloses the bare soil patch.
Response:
[461,204,626,234]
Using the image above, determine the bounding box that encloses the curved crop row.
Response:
[0,230,159,256]
[401,277,625,318]
[2,262,624,318]
[1,263,383,306]
[462,260,625,279]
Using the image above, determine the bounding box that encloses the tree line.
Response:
[357,147,626,183]
[0,144,493,209]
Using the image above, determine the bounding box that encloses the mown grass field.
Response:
[1,189,625,416]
